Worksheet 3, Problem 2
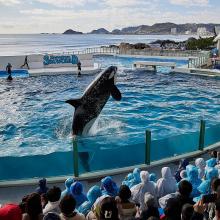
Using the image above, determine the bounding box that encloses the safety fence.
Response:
[188,51,211,68]
[65,47,209,59]
[0,120,220,181]
[72,120,220,177]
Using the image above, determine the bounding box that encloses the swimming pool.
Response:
[0,55,220,180]
[0,69,29,78]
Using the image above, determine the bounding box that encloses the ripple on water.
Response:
[0,56,220,156]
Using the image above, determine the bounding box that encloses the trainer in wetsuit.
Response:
[77,61,81,77]
[6,63,13,80]
[20,56,29,69]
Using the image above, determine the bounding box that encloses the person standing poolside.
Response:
[77,61,81,77]
[6,63,13,80]
[20,56,29,69]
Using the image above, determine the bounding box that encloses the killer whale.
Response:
[66,66,121,136]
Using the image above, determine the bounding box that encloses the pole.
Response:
[145,130,151,165]
[199,120,205,151]
[73,137,79,177]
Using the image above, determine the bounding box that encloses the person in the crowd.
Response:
[59,195,86,220]
[77,61,81,77]
[78,185,101,216]
[156,167,177,198]
[122,173,134,187]
[22,193,43,220]
[20,56,30,69]
[6,62,13,80]
[181,203,194,220]
[159,180,194,209]
[43,212,61,220]
[202,178,220,220]
[139,193,159,220]
[186,166,202,198]
[131,171,156,211]
[174,159,189,183]
[179,170,187,182]
[0,203,23,220]
[181,201,204,220]
[99,197,119,220]
[61,178,74,199]
[214,198,220,220]
[101,176,118,197]
[43,186,61,215]
[70,181,88,208]
[196,167,219,201]
[36,178,49,195]
[195,158,206,179]
[206,158,217,168]
[149,173,157,186]
[115,185,136,219]
[160,197,181,220]
[122,168,141,189]
[41,193,48,209]
[206,151,218,168]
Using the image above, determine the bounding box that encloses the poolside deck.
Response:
[29,66,101,77]
[133,61,176,71]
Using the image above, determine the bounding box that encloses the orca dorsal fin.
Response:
[110,85,122,101]
[66,98,82,108]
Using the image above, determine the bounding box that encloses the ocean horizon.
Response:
[0,33,196,56]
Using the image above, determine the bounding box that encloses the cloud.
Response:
[36,0,97,8]
[0,0,20,6]
[103,0,157,8]
[169,0,209,6]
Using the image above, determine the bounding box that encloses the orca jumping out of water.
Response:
[66,66,122,136]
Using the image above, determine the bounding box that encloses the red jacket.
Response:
[0,204,22,220]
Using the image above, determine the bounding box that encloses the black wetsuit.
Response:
[77,62,81,76]
[6,64,12,80]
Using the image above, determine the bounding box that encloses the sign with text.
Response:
[43,54,79,65]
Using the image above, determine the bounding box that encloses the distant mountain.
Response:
[89,28,110,34]
[63,29,83,34]
[110,23,220,35]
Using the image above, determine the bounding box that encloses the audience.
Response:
[61,178,74,199]
[122,168,141,189]
[43,186,61,215]
[0,203,23,220]
[131,171,156,211]
[78,186,101,216]
[36,178,49,195]
[139,193,159,220]
[186,165,202,197]
[101,176,118,197]
[195,158,206,179]
[174,159,189,183]
[4,152,220,220]
[116,185,136,219]
[156,167,177,198]
[59,195,85,220]
[22,193,43,220]
[70,182,88,209]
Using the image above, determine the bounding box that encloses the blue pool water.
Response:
[0,55,220,179]
[0,69,29,78]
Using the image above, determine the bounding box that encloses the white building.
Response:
[171,28,177,35]
[215,26,220,35]
[197,27,207,36]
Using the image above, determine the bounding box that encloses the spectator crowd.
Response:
[1,150,220,220]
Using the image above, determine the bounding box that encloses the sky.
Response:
[0,0,220,34]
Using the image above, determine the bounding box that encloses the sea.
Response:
[0,34,196,56]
